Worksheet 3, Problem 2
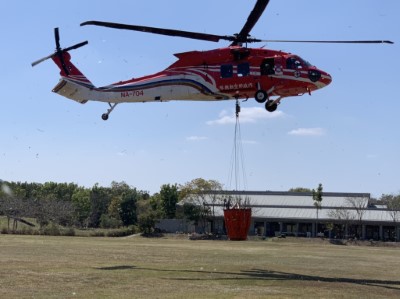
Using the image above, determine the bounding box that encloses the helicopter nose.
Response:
[322,71,332,86]
[309,68,332,88]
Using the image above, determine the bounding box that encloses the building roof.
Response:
[186,190,397,224]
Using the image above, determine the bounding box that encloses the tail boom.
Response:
[52,79,91,104]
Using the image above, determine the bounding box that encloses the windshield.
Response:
[300,57,312,67]
[286,56,312,69]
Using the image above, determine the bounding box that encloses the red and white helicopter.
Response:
[32,0,392,120]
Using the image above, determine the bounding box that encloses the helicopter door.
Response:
[260,58,275,75]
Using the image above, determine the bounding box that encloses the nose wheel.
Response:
[265,96,283,112]
[254,89,278,112]
[265,100,277,112]
[101,103,118,121]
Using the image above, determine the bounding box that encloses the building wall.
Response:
[245,218,400,241]
[156,219,195,233]
[180,191,400,241]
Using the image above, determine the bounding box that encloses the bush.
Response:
[106,230,127,237]
[42,223,61,236]
[62,227,76,236]
[100,215,122,229]
[90,231,105,237]
[106,226,138,237]
[129,225,139,234]
[20,227,35,235]
[1,227,8,234]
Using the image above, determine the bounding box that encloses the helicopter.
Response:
[32,0,393,121]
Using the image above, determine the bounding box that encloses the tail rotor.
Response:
[31,28,88,71]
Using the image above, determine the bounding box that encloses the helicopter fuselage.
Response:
[53,46,332,108]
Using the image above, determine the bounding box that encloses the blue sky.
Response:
[1,0,399,197]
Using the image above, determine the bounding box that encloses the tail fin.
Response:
[51,51,93,86]
[51,52,94,104]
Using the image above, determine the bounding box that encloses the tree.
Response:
[108,181,142,226]
[1,181,80,229]
[381,194,400,223]
[71,188,91,227]
[328,207,355,239]
[179,178,223,233]
[31,197,75,229]
[119,192,138,226]
[1,196,29,230]
[159,184,179,219]
[88,184,111,227]
[289,187,312,193]
[346,196,367,238]
[381,193,400,241]
[312,183,323,235]
[1,181,37,230]
[104,195,123,228]
[39,182,78,201]
[136,195,162,234]
[179,202,201,225]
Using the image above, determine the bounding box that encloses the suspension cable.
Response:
[227,100,248,191]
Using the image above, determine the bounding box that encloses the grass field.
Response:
[0,234,399,298]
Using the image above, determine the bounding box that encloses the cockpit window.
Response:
[302,58,312,67]
[286,57,303,69]
[286,56,312,69]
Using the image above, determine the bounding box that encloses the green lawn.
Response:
[0,234,399,298]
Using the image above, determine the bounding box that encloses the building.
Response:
[176,190,399,241]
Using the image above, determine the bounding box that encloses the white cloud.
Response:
[207,107,284,125]
[186,136,208,141]
[288,128,326,136]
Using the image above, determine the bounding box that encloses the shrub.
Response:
[127,225,139,236]
[42,223,61,236]
[100,215,122,229]
[20,227,35,235]
[62,227,76,236]
[90,231,105,237]
[106,230,126,237]
[106,226,137,237]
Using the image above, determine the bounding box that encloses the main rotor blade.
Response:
[81,21,234,43]
[233,0,270,45]
[263,39,394,44]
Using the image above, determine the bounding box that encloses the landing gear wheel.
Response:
[265,100,277,112]
[101,103,118,121]
[254,90,268,103]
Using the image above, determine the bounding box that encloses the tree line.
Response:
[0,180,180,232]
[0,178,223,234]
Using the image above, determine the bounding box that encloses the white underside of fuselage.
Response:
[52,74,230,104]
